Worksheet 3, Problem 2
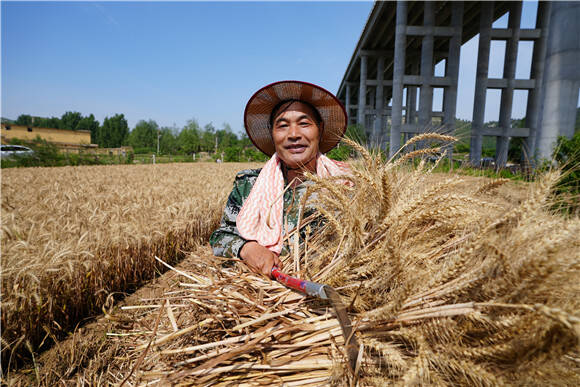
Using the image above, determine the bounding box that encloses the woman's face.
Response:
[271,101,322,171]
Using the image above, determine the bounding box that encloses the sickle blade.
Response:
[271,267,359,373]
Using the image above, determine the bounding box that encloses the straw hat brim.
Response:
[243,80,347,156]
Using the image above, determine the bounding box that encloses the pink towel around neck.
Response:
[236,153,349,254]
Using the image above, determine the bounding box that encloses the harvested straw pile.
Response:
[1,162,258,369]
[98,254,344,386]
[77,138,580,385]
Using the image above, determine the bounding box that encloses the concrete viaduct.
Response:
[337,1,580,167]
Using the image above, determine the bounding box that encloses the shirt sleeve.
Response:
[209,173,252,258]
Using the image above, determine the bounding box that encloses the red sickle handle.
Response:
[271,266,307,293]
[271,266,328,299]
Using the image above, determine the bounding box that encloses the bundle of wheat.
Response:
[298,137,580,385]
[90,138,580,385]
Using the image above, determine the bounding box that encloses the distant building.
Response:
[94,146,133,157]
[0,123,97,153]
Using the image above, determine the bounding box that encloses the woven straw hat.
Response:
[244,80,347,156]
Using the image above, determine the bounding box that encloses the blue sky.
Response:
[2,1,373,133]
[2,1,567,135]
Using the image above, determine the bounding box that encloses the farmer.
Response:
[210,80,349,277]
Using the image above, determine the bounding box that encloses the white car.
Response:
[0,145,35,159]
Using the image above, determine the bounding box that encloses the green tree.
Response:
[178,119,201,154]
[224,146,242,162]
[454,119,472,153]
[98,114,129,148]
[78,114,100,143]
[216,123,239,150]
[128,120,158,151]
[60,111,83,130]
[239,132,253,148]
[243,147,268,162]
[47,117,61,128]
[159,127,178,154]
[201,123,216,152]
[15,114,33,126]
[33,116,61,128]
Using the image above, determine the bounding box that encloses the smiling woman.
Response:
[209,80,350,277]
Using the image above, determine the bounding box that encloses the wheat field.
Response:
[1,162,259,369]
[3,139,579,386]
[33,137,577,386]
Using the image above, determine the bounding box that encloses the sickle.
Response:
[271,266,360,372]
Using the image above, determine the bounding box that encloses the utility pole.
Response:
[157,129,160,155]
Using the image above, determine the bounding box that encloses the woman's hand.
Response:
[239,241,282,277]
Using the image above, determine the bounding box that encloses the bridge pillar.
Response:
[418,1,435,136]
[496,2,522,168]
[373,56,385,148]
[470,2,493,165]
[357,55,368,130]
[390,0,407,157]
[443,2,464,162]
[537,1,580,161]
[404,61,420,145]
[345,83,351,125]
[523,2,551,168]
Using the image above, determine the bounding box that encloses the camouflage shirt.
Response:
[209,168,317,258]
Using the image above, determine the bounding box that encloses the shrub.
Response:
[242,147,268,162]
[454,142,469,153]
[552,132,580,213]
[224,146,242,162]
[132,147,155,154]
[326,144,351,161]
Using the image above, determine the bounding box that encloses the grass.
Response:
[0,162,260,370]
[131,153,198,164]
